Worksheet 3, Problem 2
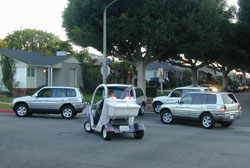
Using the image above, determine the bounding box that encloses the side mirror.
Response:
[179,101,184,104]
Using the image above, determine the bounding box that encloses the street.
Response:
[0,92,250,168]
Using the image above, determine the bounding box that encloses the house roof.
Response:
[146,62,183,71]
[0,48,73,66]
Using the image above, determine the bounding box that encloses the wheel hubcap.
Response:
[141,105,145,114]
[155,104,161,113]
[203,116,211,127]
[85,122,91,131]
[63,108,72,118]
[103,128,107,138]
[163,113,172,123]
[17,106,27,116]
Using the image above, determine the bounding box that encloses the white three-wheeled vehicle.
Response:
[84,84,145,140]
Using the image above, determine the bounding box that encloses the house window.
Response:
[154,71,157,77]
[27,67,35,77]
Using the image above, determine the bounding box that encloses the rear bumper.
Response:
[214,111,242,122]
[75,104,86,113]
[105,123,145,134]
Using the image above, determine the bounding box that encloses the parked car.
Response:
[135,88,147,116]
[199,84,218,92]
[10,86,86,119]
[152,87,212,113]
[160,92,242,129]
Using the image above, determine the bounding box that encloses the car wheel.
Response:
[153,102,162,114]
[201,113,215,129]
[15,104,30,117]
[160,110,173,124]
[220,121,232,127]
[84,121,94,133]
[61,105,76,119]
[134,130,144,139]
[102,127,113,141]
[139,103,145,116]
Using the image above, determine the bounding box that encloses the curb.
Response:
[0,109,14,113]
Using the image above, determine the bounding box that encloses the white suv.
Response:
[160,92,242,128]
[11,86,86,119]
[152,87,212,113]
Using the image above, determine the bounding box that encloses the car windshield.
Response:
[108,87,135,99]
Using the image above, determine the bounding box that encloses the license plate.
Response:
[119,126,129,132]
[230,115,234,120]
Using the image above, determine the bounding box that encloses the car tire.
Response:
[153,102,162,114]
[84,121,94,133]
[61,105,76,119]
[15,104,30,117]
[138,103,145,116]
[102,127,113,141]
[160,110,173,124]
[220,121,232,127]
[201,113,215,129]
[134,130,144,139]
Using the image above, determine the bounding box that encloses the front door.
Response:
[30,88,52,112]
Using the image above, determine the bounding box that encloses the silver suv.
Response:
[135,88,147,116]
[153,87,212,113]
[11,86,86,119]
[160,92,242,129]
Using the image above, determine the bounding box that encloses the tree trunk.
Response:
[136,61,146,94]
[191,68,198,86]
[242,70,246,86]
[222,71,228,90]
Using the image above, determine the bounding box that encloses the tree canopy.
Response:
[62,0,182,92]
[4,29,73,56]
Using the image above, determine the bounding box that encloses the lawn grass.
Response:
[0,103,12,110]
[0,97,15,103]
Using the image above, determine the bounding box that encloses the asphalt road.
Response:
[0,91,250,168]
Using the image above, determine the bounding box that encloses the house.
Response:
[0,48,83,96]
[145,62,185,82]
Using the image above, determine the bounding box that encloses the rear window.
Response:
[222,94,237,104]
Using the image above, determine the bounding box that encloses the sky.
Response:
[0,0,239,52]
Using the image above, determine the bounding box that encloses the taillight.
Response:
[238,104,242,111]
[221,105,226,112]
[125,96,131,100]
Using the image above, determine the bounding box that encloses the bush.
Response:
[146,86,157,97]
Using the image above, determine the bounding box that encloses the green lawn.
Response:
[0,103,12,110]
[0,97,15,103]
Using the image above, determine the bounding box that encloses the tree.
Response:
[62,0,179,93]
[165,0,229,86]
[0,39,15,91]
[207,3,238,90]
[75,50,102,93]
[4,29,73,56]
[236,0,250,85]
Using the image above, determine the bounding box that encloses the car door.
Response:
[167,89,182,103]
[189,94,207,120]
[135,88,142,105]
[49,88,68,113]
[173,94,194,118]
[29,88,52,112]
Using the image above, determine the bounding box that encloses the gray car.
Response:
[10,86,86,119]
[160,92,242,128]
[135,88,147,116]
